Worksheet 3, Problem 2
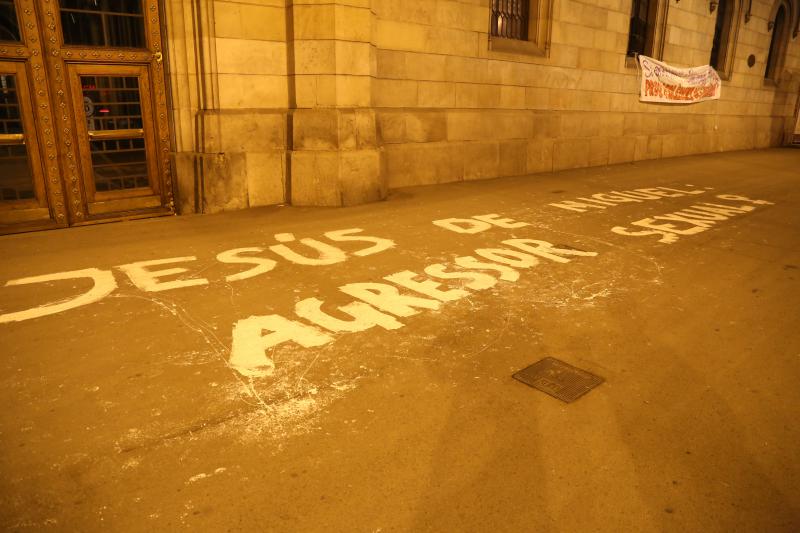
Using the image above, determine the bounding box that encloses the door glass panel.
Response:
[60,0,145,48]
[81,75,149,192]
[0,74,34,201]
[90,138,148,191]
[0,0,21,43]
[82,75,143,131]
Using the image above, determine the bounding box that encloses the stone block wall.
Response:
[373,0,800,189]
[164,0,290,214]
[288,0,385,207]
[164,0,800,212]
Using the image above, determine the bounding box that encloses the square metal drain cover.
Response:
[513,357,604,403]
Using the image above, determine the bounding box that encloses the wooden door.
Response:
[45,0,174,224]
[0,0,173,234]
[0,1,66,232]
[67,63,164,215]
[0,62,51,226]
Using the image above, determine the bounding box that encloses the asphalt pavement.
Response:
[1,148,799,532]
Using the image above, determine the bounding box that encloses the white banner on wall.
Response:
[638,55,721,104]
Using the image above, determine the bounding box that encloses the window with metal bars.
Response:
[490,0,530,41]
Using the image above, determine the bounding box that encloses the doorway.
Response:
[0,0,173,234]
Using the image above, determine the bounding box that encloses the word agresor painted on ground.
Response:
[230,213,598,377]
[611,194,774,243]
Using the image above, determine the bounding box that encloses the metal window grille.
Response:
[490,0,529,41]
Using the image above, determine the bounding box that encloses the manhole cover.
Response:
[513,357,604,403]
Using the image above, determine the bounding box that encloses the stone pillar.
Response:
[164,0,290,214]
[289,0,385,206]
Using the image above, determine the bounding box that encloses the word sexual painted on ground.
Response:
[230,214,598,377]
[548,185,708,213]
[611,194,775,243]
[0,228,395,324]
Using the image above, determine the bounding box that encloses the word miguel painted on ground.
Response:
[0,228,396,324]
[548,184,709,213]
[229,214,597,378]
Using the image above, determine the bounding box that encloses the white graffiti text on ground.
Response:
[0,228,395,324]
[611,195,774,243]
[229,231,598,377]
[549,185,707,213]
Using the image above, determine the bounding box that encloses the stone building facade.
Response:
[165,0,800,214]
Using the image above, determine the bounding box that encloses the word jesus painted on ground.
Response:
[611,195,774,243]
[0,228,394,324]
[230,233,597,377]
[548,185,707,213]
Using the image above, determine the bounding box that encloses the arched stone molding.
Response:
[767,0,799,37]
[765,0,796,81]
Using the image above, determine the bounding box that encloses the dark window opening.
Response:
[0,0,21,42]
[710,0,730,69]
[490,0,530,41]
[627,0,654,57]
[765,5,786,80]
[60,0,146,48]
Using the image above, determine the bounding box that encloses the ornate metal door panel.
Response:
[0,0,172,234]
